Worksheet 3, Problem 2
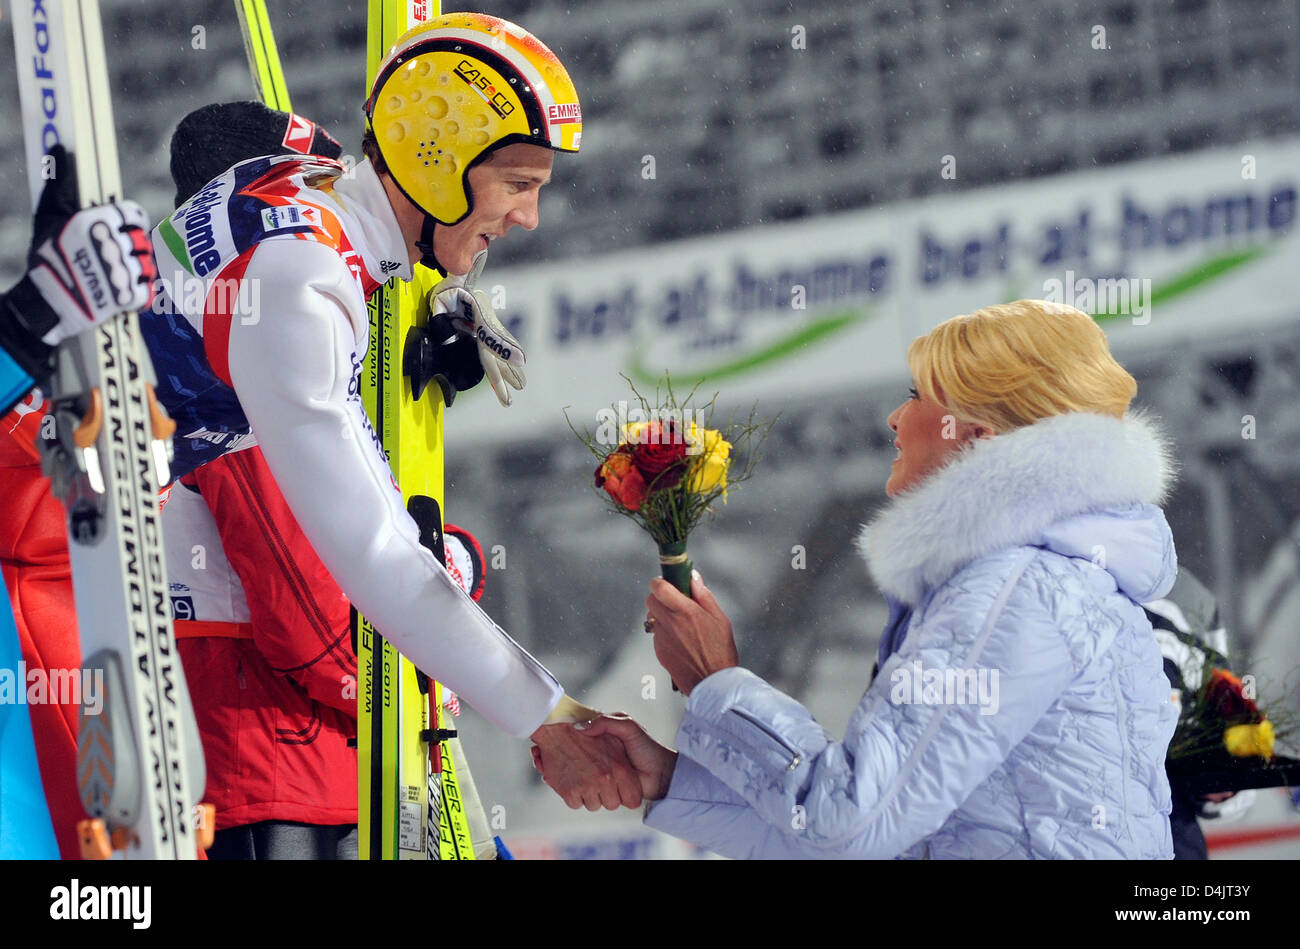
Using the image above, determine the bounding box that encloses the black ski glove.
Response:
[404,312,486,408]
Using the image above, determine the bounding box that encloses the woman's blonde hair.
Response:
[906,300,1137,433]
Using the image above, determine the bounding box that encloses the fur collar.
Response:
[857,411,1175,605]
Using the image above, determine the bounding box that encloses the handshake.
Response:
[529,714,677,810]
[527,570,740,810]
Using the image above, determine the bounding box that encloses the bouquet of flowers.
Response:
[1166,640,1299,793]
[570,374,769,596]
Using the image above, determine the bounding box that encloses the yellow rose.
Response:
[1224,719,1274,759]
[622,421,650,445]
[686,423,730,457]
[687,426,731,495]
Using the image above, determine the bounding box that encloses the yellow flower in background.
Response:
[1224,719,1275,758]
[622,420,650,445]
[687,424,731,495]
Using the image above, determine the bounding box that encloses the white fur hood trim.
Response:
[857,411,1175,605]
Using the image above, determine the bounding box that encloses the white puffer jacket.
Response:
[645,411,1179,859]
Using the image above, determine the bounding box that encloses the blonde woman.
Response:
[581,300,1180,859]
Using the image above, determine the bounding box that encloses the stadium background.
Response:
[2,0,1298,858]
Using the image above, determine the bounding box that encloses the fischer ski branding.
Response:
[11,0,208,859]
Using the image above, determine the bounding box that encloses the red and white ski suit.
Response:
[164,447,358,830]
[144,155,561,739]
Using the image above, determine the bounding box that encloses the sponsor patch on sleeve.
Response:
[260,205,318,233]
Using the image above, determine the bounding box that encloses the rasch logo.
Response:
[73,247,107,310]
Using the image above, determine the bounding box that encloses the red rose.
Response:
[595,451,648,511]
[1205,668,1261,724]
[628,421,689,488]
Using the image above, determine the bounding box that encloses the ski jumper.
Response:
[143,155,561,738]
[163,446,357,831]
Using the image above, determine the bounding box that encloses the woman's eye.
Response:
[908,386,919,401]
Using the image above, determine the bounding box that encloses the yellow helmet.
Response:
[364,12,582,227]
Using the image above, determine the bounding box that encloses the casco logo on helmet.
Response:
[453,61,516,119]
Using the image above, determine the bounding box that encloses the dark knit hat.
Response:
[169,100,344,207]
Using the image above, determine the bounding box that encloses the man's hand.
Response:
[530,721,643,811]
[578,715,678,802]
[22,145,157,342]
[646,571,739,696]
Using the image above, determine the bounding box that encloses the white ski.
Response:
[10,0,208,859]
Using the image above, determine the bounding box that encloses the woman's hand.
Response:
[578,715,678,801]
[529,720,643,811]
[646,571,739,696]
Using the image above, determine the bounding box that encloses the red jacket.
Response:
[1,399,86,859]
[3,398,359,848]
[175,447,357,830]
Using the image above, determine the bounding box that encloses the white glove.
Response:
[24,158,156,344]
[431,250,526,407]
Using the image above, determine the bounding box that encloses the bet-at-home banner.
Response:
[446,137,1298,446]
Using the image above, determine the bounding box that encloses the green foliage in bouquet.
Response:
[568,373,771,595]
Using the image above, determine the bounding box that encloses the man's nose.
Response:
[508,193,540,231]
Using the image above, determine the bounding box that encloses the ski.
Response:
[356,0,447,857]
[232,0,291,112]
[355,0,486,861]
[11,0,207,858]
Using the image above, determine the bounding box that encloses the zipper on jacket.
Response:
[725,707,803,772]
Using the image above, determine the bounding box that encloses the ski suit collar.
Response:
[856,411,1177,606]
[327,158,413,292]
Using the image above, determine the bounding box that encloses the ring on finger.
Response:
[643,616,657,634]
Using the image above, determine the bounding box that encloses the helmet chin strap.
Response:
[415,213,445,275]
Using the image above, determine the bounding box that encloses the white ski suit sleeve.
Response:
[225,239,562,738]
